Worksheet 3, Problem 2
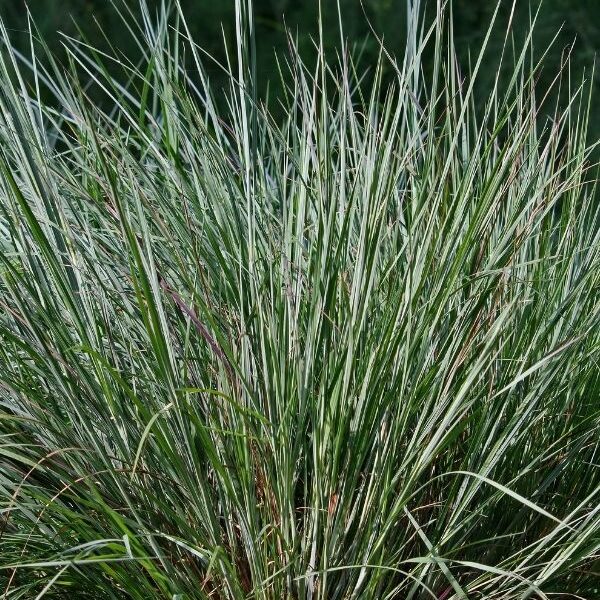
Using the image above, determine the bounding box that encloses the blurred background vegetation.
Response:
[0,0,598,136]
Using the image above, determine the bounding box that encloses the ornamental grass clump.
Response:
[0,1,598,598]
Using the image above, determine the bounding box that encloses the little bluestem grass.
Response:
[0,1,598,598]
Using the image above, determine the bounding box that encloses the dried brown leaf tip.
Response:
[328,492,339,517]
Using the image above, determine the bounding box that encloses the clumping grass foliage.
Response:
[0,0,598,598]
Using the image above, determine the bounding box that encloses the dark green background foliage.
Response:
[1,1,598,130]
